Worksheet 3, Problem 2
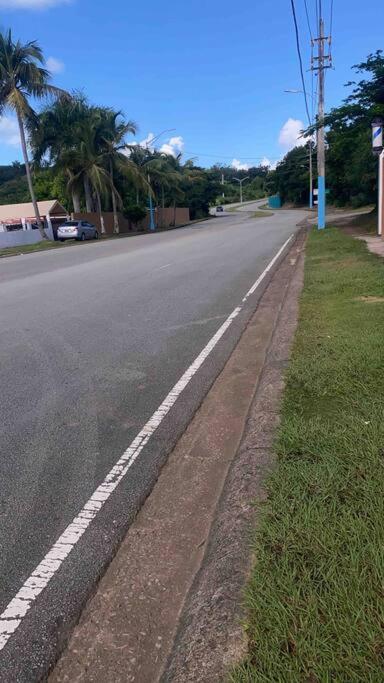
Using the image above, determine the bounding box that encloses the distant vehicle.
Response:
[57,220,99,241]
[216,206,224,212]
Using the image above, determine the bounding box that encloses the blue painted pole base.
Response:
[318,176,326,230]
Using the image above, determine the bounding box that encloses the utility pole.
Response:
[309,139,313,209]
[312,7,331,229]
[234,176,249,204]
[221,172,225,199]
[317,17,326,229]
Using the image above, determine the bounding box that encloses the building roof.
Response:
[0,200,67,223]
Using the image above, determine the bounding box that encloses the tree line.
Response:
[268,51,384,208]
[0,29,227,239]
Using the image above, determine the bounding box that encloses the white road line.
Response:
[242,235,294,302]
[0,233,294,651]
[158,263,171,270]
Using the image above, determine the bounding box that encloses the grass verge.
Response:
[231,228,384,682]
[251,210,273,218]
[0,240,66,257]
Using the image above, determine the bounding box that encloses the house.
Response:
[0,200,68,247]
[0,199,68,235]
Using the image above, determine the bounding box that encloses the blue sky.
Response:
[0,0,383,168]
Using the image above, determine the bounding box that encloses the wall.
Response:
[0,225,54,248]
[72,209,190,234]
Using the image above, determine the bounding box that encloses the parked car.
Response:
[216,206,224,213]
[57,220,99,241]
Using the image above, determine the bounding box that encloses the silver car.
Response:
[57,220,99,241]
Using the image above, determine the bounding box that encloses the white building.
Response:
[0,200,68,247]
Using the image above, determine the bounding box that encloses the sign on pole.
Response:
[379,151,384,236]
[372,118,384,155]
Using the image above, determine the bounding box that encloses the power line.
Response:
[303,0,314,39]
[329,0,334,45]
[289,0,312,126]
[184,152,281,161]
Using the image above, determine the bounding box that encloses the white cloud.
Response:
[160,135,184,157]
[0,0,70,7]
[231,158,250,171]
[128,132,156,152]
[260,156,278,170]
[278,118,306,151]
[128,133,185,158]
[0,116,20,146]
[46,56,65,74]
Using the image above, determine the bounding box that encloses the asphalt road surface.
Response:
[0,203,305,680]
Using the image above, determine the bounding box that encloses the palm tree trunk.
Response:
[72,190,81,213]
[109,158,119,234]
[16,111,48,240]
[96,189,105,234]
[84,175,93,212]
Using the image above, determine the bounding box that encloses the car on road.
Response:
[216,206,224,213]
[57,220,99,241]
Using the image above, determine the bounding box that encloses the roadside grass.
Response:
[251,210,273,218]
[0,240,66,257]
[231,228,384,682]
[345,209,378,234]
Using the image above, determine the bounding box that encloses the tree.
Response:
[267,144,313,205]
[31,98,148,231]
[307,51,384,207]
[30,94,90,213]
[96,109,143,233]
[0,29,66,239]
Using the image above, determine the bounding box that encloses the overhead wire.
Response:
[289,0,312,126]
[303,0,314,40]
[183,152,281,161]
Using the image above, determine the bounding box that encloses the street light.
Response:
[233,176,249,204]
[145,129,176,230]
[284,89,315,210]
[372,117,384,236]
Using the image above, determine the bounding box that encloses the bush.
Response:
[123,204,147,226]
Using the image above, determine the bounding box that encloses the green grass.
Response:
[0,240,67,257]
[231,228,384,682]
[251,210,273,219]
[346,209,378,234]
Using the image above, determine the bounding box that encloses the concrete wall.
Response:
[0,225,54,248]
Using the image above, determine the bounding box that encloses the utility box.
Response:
[268,195,281,209]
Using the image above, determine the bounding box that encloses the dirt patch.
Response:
[355,296,384,303]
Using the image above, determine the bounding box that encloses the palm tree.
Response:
[66,110,115,233]
[96,109,143,233]
[0,29,67,239]
[30,95,89,213]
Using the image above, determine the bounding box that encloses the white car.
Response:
[57,220,99,241]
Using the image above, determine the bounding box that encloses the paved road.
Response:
[0,204,305,680]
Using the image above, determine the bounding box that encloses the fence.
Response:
[72,208,190,234]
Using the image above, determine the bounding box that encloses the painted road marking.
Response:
[242,235,294,302]
[0,232,294,651]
